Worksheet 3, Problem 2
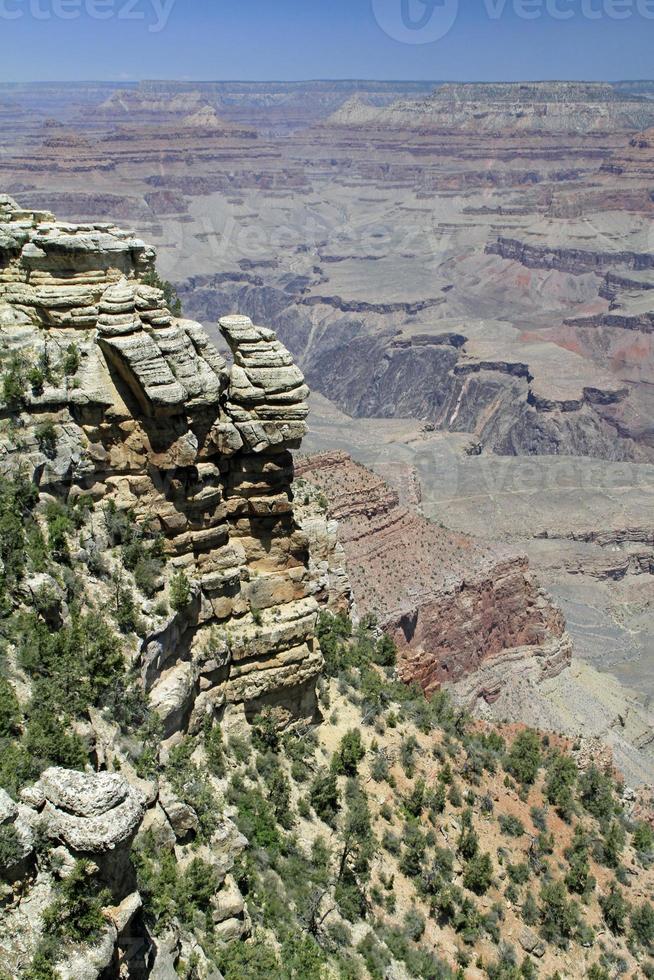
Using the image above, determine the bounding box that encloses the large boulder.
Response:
[33,768,146,853]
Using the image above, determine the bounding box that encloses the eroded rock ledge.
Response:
[0,193,323,975]
[0,194,322,734]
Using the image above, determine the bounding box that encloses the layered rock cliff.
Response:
[0,193,321,731]
[0,194,321,975]
[296,451,572,705]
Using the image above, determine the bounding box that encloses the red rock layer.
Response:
[298,451,570,697]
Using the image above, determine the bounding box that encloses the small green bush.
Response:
[42,859,110,945]
[463,852,493,895]
[0,677,20,737]
[578,765,615,820]
[498,814,525,838]
[631,900,654,949]
[539,880,581,948]
[504,730,541,785]
[331,729,365,776]
[35,421,57,458]
[0,824,24,876]
[600,882,629,934]
[544,751,577,819]
[309,769,340,826]
[62,344,81,377]
[169,570,192,611]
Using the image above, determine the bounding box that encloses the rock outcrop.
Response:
[297,452,571,703]
[0,194,322,735]
[0,193,320,976]
[1,768,145,978]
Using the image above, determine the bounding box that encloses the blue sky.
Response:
[0,0,652,82]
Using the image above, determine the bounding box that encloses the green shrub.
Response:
[215,933,280,979]
[498,814,525,838]
[166,738,220,841]
[400,824,427,877]
[599,881,629,934]
[372,634,396,667]
[62,344,81,377]
[370,749,390,783]
[44,502,71,563]
[631,900,654,949]
[578,765,615,820]
[227,734,251,764]
[0,824,24,876]
[382,829,400,855]
[178,857,218,915]
[403,906,426,941]
[530,805,548,832]
[203,718,225,777]
[42,859,110,945]
[505,730,541,785]
[141,269,183,317]
[28,365,45,394]
[133,556,161,597]
[2,354,27,407]
[35,421,57,458]
[23,693,87,775]
[357,931,391,980]
[331,729,365,776]
[315,611,352,676]
[563,825,594,896]
[0,677,20,737]
[266,768,293,829]
[458,822,479,861]
[586,966,610,980]
[399,735,418,778]
[251,708,281,752]
[538,880,581,947]
[633,821,654,855]
[544,751,577,819]
[169,569,192,611]
[600,819,625,869]
[309,769,340,826]
[507,862,530,885]
[521,891,539,926]
[463,852,493,895]
[0,472,38,593]
[403,777,426,819]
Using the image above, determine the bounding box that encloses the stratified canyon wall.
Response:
[0,194,322,734]
[0,194,324,972]
[297,451,572,704]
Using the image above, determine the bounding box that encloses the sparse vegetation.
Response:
[0,478,650,980]
[141,268,183,316]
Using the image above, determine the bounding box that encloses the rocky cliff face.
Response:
[297,452,571,704]
[0,193,321,733]
[0,193,321,975]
